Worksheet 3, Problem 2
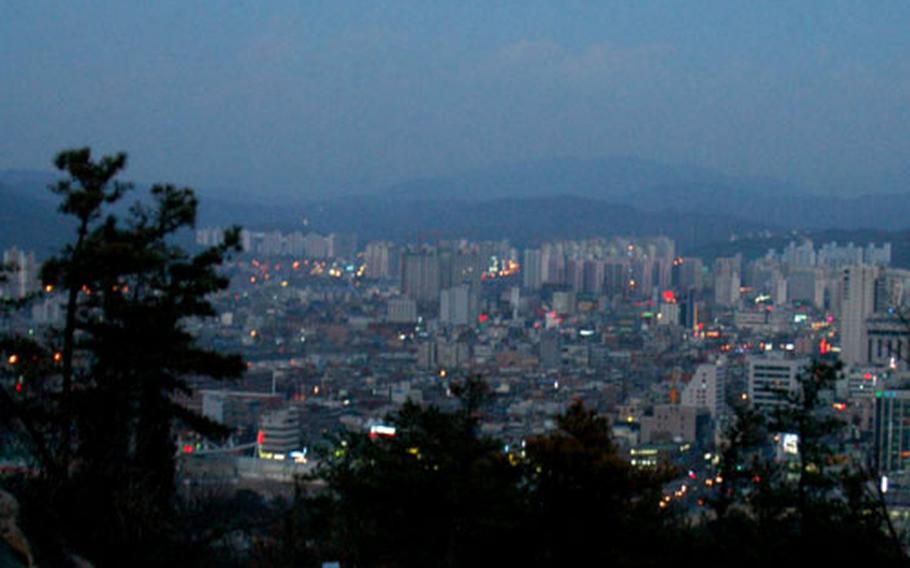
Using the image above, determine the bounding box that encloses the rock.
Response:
[0,490,33,567]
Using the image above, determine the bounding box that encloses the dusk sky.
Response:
[4,1,910,197]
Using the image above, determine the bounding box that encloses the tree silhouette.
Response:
[1,148,244,566]
[307,377,522,567]
[521,399,675,566]
[704,360,905,564]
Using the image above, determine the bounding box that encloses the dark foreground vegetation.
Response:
[0,149,906,567]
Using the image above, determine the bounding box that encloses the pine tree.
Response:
[706,360,905,563]
[521,400,674,566]
[2,148,244,566]
[310,377,522,567]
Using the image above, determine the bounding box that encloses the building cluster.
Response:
[197,228,358,260]
[8,232,910,526]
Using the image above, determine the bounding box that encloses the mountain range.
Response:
[2,157,908,261]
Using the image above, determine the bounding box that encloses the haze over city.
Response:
[5,3,910,567]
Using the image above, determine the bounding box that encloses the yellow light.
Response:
[53,352,62,363]
[7,354,18,365]
[250,329,257,338]
[281,280,289,288]
[44,284,54,293]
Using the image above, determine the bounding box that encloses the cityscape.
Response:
[6,225,910,558]
[5,2,910,566]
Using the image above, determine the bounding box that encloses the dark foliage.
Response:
[1,148,244,566]
[697,361,905,565]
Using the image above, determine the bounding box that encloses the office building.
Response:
[874,390,910,476]
[681,362,725,418]
[748,355,807,410]
[258,406,301,458]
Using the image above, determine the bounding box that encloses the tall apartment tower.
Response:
[439,284,477,326]
[678,257,704,292]
[522,248,543,291]
[364,241,394,279]
[401,250,441,304]
[840,265,879,366]
[713,256,741,307]
[1,247,37,300]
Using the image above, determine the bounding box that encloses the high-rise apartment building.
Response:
[522,248,543,291]
[401,250,441,304]
[713,256,741,307]
[1,247,37,300]
[439,285,477,326]
[840,265,879,366]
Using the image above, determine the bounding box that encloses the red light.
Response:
[662,290,676,304]
[864,372,873,380]
[478,313,489,323]
[832,402,847,412]
[14,383,22,393]
[183,444,194,454]
[257,431,266,445]
[819,338,830,355]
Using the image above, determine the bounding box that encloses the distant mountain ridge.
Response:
[372,156,907,231]
[3,156,910,260]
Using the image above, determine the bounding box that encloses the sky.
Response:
[3,1,910,198]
